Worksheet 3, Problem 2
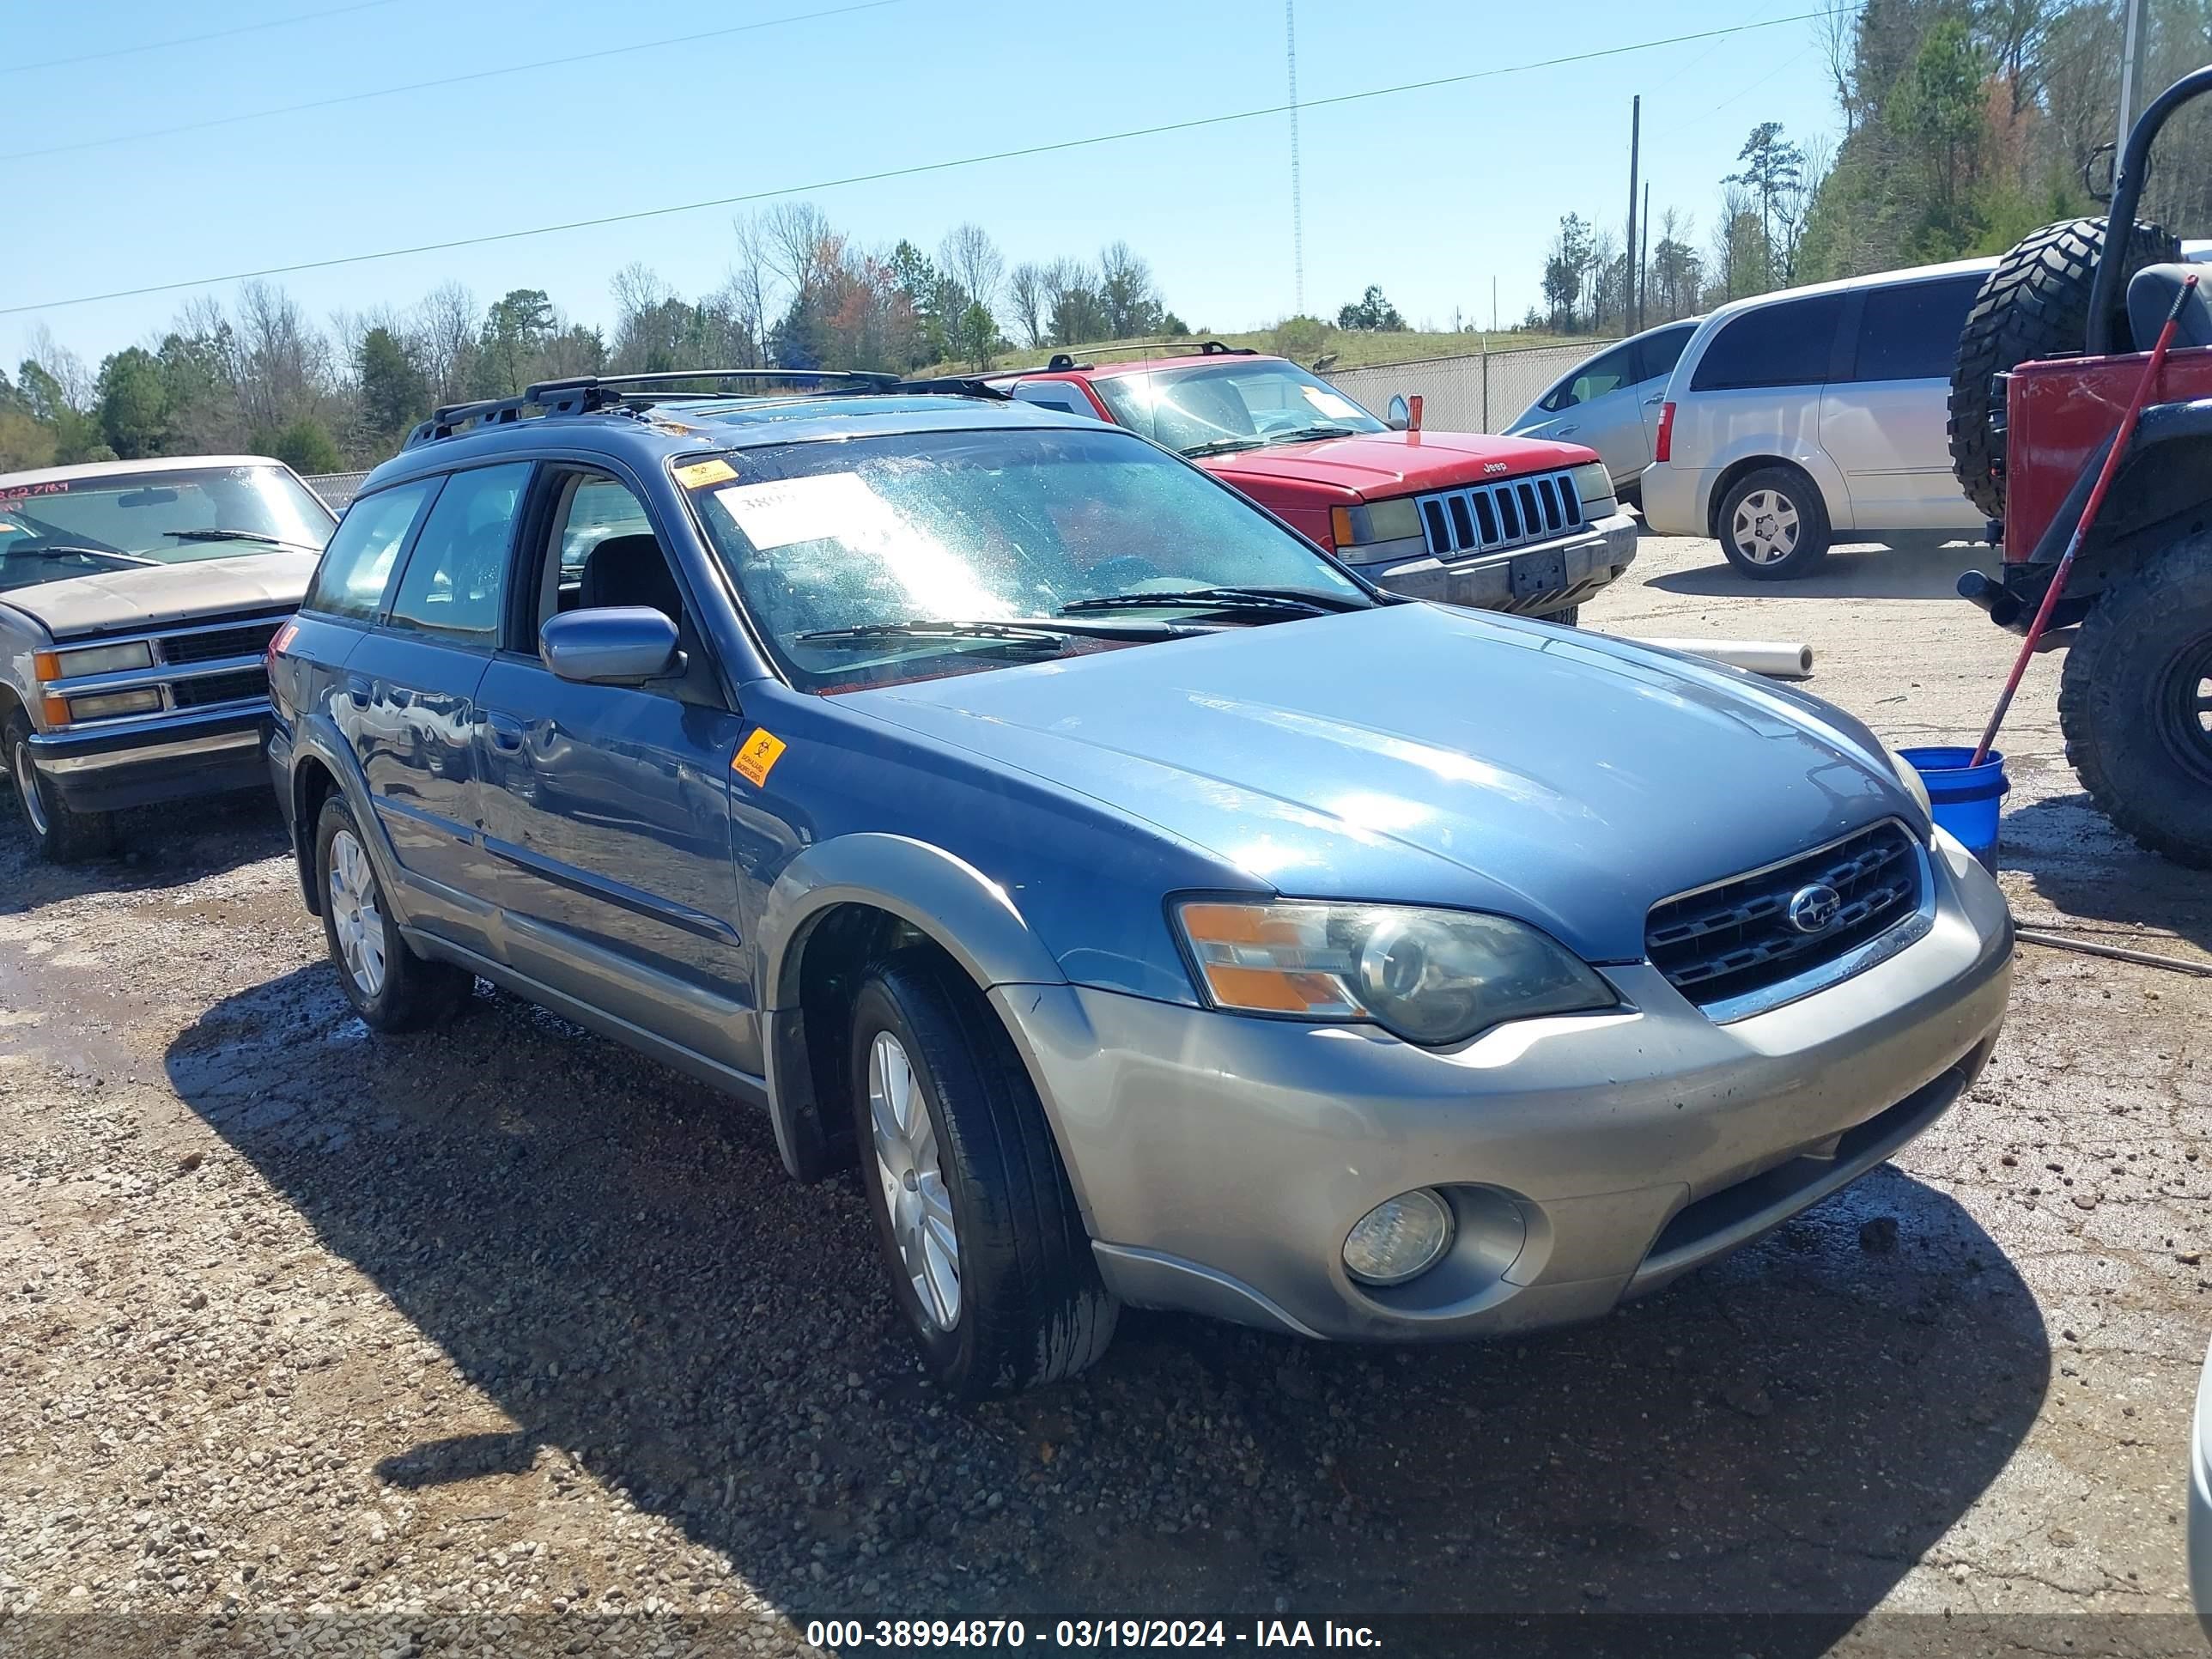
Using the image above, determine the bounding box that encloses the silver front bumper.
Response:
[1357,509,1638,615]
[995,829,2013,1342]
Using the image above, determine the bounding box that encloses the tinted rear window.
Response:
[1689,295,1846,392]
[1845,275,1984,383]
[1634,324,1696,385]
[302,482,434,620]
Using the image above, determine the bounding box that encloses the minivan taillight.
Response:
[1655,401,1676,465]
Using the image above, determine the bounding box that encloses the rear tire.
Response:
[1717,466,1832,580]
[6,710,117,863]
[2057,537,2212,868]
[848,948,1116,1398]
[314,794,473,1030]
[1948,216,2179,520]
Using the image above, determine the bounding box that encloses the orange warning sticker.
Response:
[674,457,737,489]
[732,728,787,787]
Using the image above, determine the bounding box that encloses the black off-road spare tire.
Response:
[1948,216,2179,520]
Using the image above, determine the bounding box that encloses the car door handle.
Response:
[344,674,372,708]
[1645,393,1666,405]
[483,712,526,753]
[1555,424,1578,435]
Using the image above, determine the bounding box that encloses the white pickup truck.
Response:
[3,455,335,860]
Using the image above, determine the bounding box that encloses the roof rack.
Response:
[1037,339,1255,372]
[402,368,908,448]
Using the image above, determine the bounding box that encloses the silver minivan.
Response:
[1639,260,1990,578]
[1508,319,1699,504]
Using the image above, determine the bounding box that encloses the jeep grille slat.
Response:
[1414,467,1588,559]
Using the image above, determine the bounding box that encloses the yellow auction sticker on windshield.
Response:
[732,727,787,787]
[674,457,737,489]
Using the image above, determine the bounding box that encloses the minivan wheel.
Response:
[1717,466,1832,580]
[314,794,472,1030]
[848,948,1117,1398]
[5,709,116,863]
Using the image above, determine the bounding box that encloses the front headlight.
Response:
[1568,461,1616,513]
[33,640,154,680]
[1880,739,1934,823]
[1173,897,1617,1045]
[1328,497,1425,550]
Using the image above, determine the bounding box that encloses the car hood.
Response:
[0,551,314,641]
[842,604,1915,964]
[1200,428,1601,499]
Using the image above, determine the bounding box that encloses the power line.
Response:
[5,7,1848,319]
[2,0,408,77]
[3,0,916,165]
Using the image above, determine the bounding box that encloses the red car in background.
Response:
[982,343,1636,623]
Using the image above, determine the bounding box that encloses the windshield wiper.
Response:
[1262,423,1364,445]
[164,528,319,551]
[1179,436,1267,458]
[1060,585,1366,620]
[11,544,162,569]
[795,616,1203,650]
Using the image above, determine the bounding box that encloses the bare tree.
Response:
[728,212,780,363]
[20,324,91,410]
[1007,262,1048,348]
[413,282,480,407]
[938,223,1004,318]
[234,280,325,435]
[763,202,836,306]
[1817,0,1862,136]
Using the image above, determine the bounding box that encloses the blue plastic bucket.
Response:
[1898,746,2010,871]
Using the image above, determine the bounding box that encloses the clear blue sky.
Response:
[7,0,1840,369]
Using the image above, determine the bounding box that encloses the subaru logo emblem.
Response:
[1786,884,1842,934]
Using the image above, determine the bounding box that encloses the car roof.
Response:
[0,454,291,489]
[988,346,1281,383]
[1693,257,1997,331]
[356,392,1095,495]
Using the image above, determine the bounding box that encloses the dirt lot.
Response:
[3,530,2209,1657]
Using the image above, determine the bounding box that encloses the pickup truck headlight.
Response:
[1174,897,1617,1045]
[33,641,154,680]
[1569,461,1616,514]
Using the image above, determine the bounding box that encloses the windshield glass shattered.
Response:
[683,424,1368,690]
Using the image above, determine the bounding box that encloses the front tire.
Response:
[848,949,1116,1398]
[1717,465,1832,580]
[314,794,472,1029]
[6,710,116,863]
[2058,539,2212,868]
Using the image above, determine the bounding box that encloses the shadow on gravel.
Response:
[2001,790,2212,956]
[1646,537,1996,603]
[0,785,286,915]
[166,961,2048,1650]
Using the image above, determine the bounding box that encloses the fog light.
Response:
[1342,1189,1454,1286]
[67,688,162,721]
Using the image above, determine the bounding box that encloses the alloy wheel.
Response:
[867,1030,962,1331]
[327,829,387,997]
[1731,489,1802,565]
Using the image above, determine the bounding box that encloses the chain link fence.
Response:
[305,471,372,511]
[1324,340,1613,434]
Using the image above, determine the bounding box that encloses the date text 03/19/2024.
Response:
[802,1620,1384,1650]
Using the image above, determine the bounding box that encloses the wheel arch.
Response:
[756,835,1067,1185]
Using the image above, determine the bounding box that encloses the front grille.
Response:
[1646,822,1924,1013]
[1415,467,1587,558]
[170,668,267,708]
[156,617,284,665]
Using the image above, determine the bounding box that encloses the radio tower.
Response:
[1286,0,1304,316]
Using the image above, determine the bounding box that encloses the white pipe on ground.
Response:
[1632,638,1815,679]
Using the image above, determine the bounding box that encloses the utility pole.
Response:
[1625,95,1641,342]
[2116,0,2147,161]
[1285,0,1304,317]
[1640,179,1651,331]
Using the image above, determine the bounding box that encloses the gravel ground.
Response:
[2,529,2209,1658]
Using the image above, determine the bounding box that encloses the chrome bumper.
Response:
[996,829,2013,1342]
[25,702,271,811]
[1357,510,1637,616]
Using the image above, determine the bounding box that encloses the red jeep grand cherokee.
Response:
[988,343,1636,623]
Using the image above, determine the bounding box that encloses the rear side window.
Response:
[1844,275,1984,383]
[1689,294,1847,392]
[387,463,532,643]
[1633,324,1695,385]
[1545,343,1638,412]
[301,482,434,619]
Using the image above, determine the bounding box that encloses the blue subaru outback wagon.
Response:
[270,370,2012,1397]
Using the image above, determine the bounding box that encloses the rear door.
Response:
[1818,272,1985,531]
[1632,323,1698,468]
[1516,340,1648,485]
[343,462,532,953]
[474,465,758,1075]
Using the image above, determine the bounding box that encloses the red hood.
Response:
[1198,428,1598,500]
